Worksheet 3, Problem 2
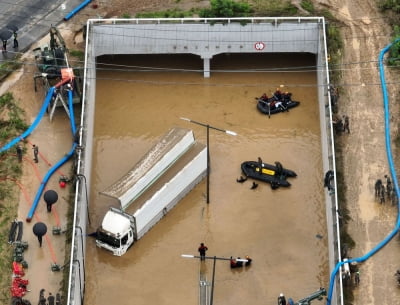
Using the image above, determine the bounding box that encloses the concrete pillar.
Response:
[202,56,211,78]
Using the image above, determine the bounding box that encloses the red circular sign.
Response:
[254,42,265,51]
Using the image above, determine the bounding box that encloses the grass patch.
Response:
[0,92,26,303]
[250,0,298,16]
[0,57,22,82]
[300,0,315,13]
[136,8,194,18]
[69,49,85,62]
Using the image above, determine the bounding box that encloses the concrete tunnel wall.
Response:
[90,17,322,77]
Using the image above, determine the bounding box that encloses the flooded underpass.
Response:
[84,53,329,305]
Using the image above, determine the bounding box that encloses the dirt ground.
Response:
[1,0,399,304]
[313,0,400,304]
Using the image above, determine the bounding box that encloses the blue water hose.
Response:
[326,38,400,305]
[64,0,92,21]
[26,88,77,221]
[68,89,77,135]
[26,143,77,221]
[0,87,55,153]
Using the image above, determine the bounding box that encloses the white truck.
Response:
[95,127,207,256]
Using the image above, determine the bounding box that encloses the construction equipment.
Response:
[33,26,82,120]
[33,26,68,78]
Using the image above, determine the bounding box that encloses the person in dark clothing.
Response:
[198,243,208,260]
[13,32,18,48]
[230,256,237,268]
[258,157,263,175]
[261,93,268,101]
[275,161,283,177]
[48,292,55,305]
[16,144,23,162]
[282,92,292,102]
[343,115,350,133]
[278,293,287,305]
[32,144,39,163]
[324,170,334,191]
[274,88,283,101]
[245,255,252,266]
[2,39,7,52]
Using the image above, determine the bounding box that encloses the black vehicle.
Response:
[241,160,297,189]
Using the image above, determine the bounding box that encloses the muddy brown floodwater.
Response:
[84,53,329,305]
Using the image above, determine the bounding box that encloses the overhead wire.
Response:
[2,47,400,74]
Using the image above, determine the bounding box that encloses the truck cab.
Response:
[95,208,135,256]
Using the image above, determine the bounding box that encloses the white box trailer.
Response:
[95,128,207,256]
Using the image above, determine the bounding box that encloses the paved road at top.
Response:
[0,0,83,59]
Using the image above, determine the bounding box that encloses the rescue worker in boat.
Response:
[274,88,283,101]
[261,93,269,102]
[245,255,252,266]
[230,256,237,268]
[282,92,292,103]
[278,293,287,305]
[275,161,283,177]
[236,257,243,267]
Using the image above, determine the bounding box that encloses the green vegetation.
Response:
[69,49,85,62]
[300,0,315,13]
[135,0,299,19]
[0,58,22,82]
[0,93,27,303]
[326,24,343,84]
[136,8,194,18]
[198,0,252,17]
[251,0,298,16]
[121,12,132,18]
[378,0,400,12]
[378,0,400,64]
[379,1,400,184]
